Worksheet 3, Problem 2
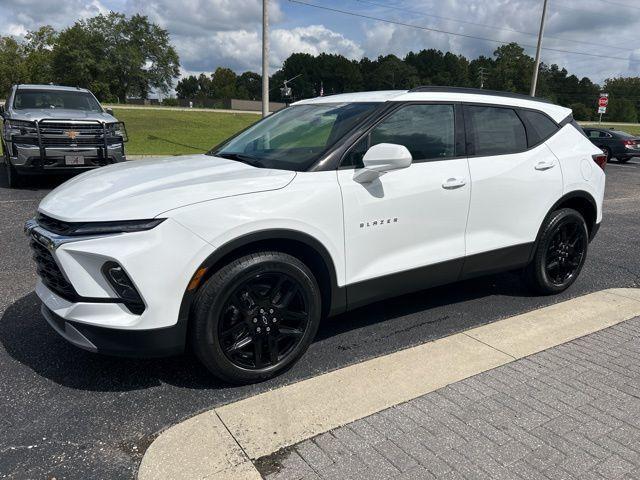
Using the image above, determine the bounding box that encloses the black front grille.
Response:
[29,236,78,301]
[36,213,74,235]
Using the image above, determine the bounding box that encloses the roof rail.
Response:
[407,86,553,104]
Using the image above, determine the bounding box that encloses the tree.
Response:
[176,75,199,98]
[236,71,261,100]
[51,12,180,102]
[210,67,237,99]
[23,26,57,84]
[487,43,533,94]
[570,103,592,121]
[365,55,419,90]
[0,36,26,97]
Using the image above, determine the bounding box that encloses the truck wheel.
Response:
[191,251,322,384]
[525,208,589,295]
[5,157,21,189]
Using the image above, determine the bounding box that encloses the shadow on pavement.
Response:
[0,292,222,392]
[0,270,534,394]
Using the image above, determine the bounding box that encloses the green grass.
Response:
[579,123,640,136]
[114,108,259,155]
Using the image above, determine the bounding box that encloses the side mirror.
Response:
[354,143,412,183]
[105,107,114,116]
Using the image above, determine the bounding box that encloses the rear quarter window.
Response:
[518,109,559,146]
[465,105,527,156]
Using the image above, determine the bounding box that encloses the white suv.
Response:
[26,87,606,383]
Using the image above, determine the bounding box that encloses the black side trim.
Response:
[346,258,464,311]
[42,305,186,357]
[345,243,534,311]
[460,243,533,280]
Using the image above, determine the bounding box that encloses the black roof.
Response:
[407,86,553,104]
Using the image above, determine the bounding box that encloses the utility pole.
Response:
[478,67,488,89]
[530,0,549,97]
[262,0,269,117]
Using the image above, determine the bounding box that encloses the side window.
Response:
[342,136,369,168]
[369,104,456,162]
[465,106,527,156]
[587,130,600,139]
[518,109,559,146]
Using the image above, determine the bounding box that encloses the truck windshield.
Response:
[210,103,379,171]
[13,90,103,112]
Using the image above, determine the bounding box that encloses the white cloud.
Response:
[0,0,107,35]
[1,0,640,83]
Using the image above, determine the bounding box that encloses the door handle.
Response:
[535,161,555,171]
[442,177,466,189]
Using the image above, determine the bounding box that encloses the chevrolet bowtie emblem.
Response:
[64,130,79,140]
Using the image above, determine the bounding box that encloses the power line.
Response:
[592,0,640,11]
[352,0,636,52]
[288,0,632,62]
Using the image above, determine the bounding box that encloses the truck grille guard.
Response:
[7,118,127,163]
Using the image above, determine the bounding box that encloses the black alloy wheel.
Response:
[191,251,321,384]
[544,219,587,287]
[218,272,309,370]
[525,208,589,294]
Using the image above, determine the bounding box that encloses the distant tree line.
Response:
[0,12,180,103]
[2,15,639,123]
[177,43,639,123]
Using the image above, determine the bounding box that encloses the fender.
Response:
[528,190,598,263]
[176,229,346,336]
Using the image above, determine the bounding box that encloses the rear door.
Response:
[462,105,563,275]
[337,103,470,306]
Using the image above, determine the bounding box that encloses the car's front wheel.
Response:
[191,251,321,384]
[526,208,589,294]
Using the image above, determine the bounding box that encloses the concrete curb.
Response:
[137,288,640,480]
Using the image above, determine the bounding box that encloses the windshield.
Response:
[13,90,103,112]
[210,103,379,171]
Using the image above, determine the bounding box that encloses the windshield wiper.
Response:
[215,152,264,168]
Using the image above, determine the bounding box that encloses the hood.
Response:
[10,109,117,123]
[38,154,296,222]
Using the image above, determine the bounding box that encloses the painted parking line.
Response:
[138,288,640,480]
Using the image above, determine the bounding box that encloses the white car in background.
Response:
[25,87,606,383]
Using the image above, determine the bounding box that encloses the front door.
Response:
[337,103,471,307]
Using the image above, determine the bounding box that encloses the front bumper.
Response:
[10,142,126,173]
[41,304,186,357]
[28,217,214,355]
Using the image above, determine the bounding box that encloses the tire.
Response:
[601,146,611,162]
[191,251,321,384]
[618,157,630,164]
[525,208,589,295]
[5,157,21,189]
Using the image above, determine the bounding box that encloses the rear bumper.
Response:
[42,304,186,357]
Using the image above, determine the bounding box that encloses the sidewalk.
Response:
[257,317,640,480]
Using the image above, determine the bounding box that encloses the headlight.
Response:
[106,121,128,142]
[3,119,36,140]
[36,213,165,235]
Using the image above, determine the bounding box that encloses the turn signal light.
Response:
[592,153,607,171]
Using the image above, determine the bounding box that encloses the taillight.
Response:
[623,140,634,146]
[592,153,607,170]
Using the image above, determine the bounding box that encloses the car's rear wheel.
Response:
[618,157,630,163]
[526,208,589,295]
[191,251,321,384]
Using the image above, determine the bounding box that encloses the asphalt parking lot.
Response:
[1,160,639,480]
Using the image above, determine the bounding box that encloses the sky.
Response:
[1,0,639,86]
